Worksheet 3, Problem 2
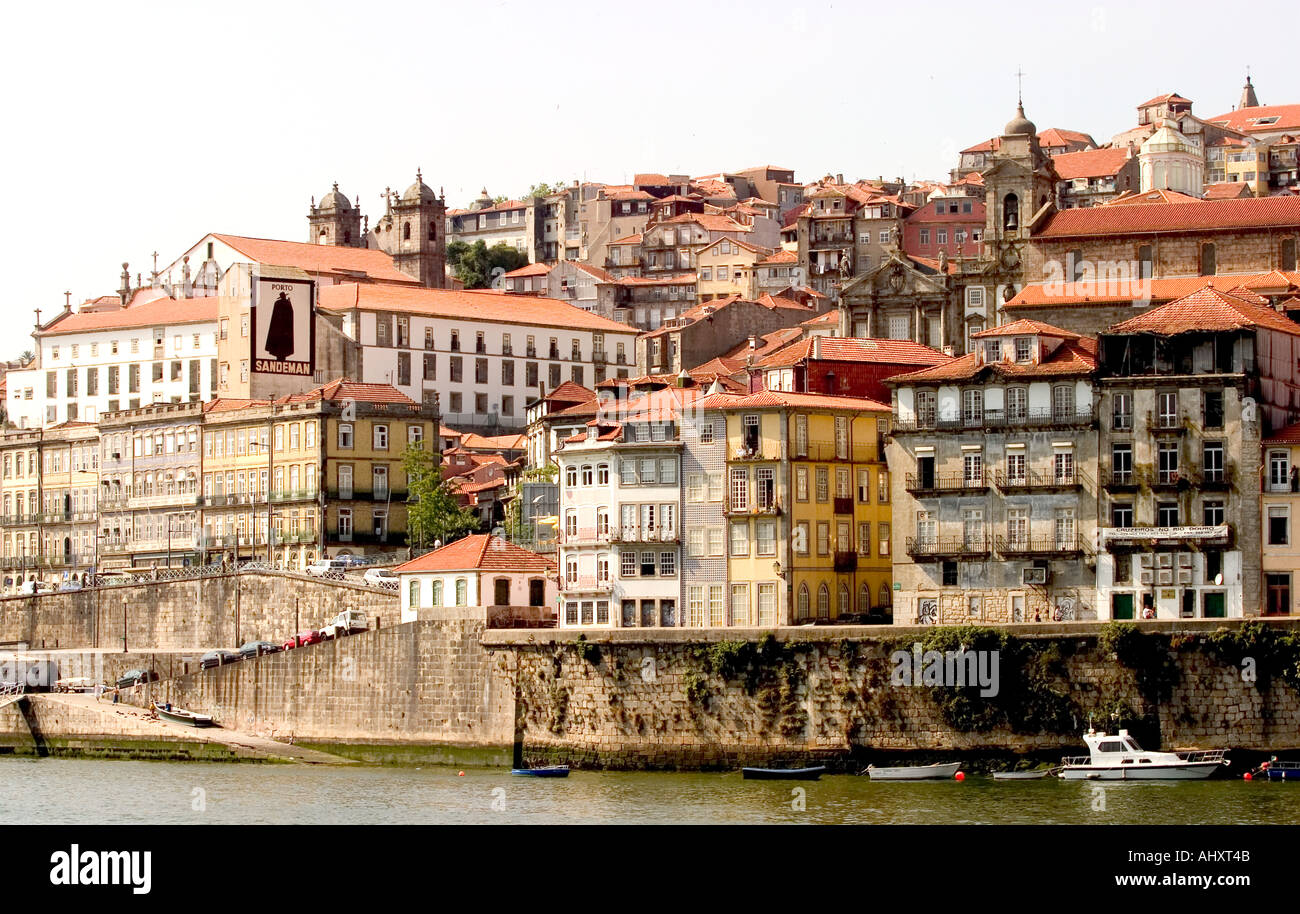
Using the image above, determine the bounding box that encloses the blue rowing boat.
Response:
[511,765,570,777]
[1261,760,1300,780]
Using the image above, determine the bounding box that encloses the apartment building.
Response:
[555,387,699,628]
[1093,286,1300,619]
[796,180,913,296]
[597,274,698,332]
[1052,147,1140,209]
[710,389,893,625]
[638,295,814,377]
[888,320,1100,625]
[1261,421,1300,616]
[446,190,543,261]
[6,290,219,429]
[641,213,752,276]
[317,282,637,430]
[696,237,773,301]
[0,430,41,589]
[98,402,203,570]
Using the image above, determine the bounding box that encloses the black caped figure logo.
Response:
[265,291,296,360]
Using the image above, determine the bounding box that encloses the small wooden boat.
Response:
[742,766,826,781]
[866,761,961,780]
[993,767,1061,780]
[511,765,570,777]
[155,704,215,728]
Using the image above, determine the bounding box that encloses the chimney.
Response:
[812,335,822,360]
[836,174,844,185]
[182,256,192,299]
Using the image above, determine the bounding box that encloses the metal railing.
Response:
[904,473,988,494]
[905,535,991,558]
[996,534,1090,556]
[995,468,1091,490]
[893,407,1095,433]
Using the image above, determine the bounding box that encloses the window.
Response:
[857,469,871,503]
[1203,442,1225,483]
[338,423,354,449]
[815,466,829,502]
[1270,451,1291,491]
[621,550,637,578]
[756,521,775,556]
[1052,385,1075,420]
[1157,501,1180,527]
[834,416,848,459]
[1203,499,1225,526]
[1112,392,1133,430]
[373,425,389,450]
[794,414,808,457]
[1203,390,1224,430]
[1111,500,1133,527]
[963,451,983,486]
[731,585,750,626]
[729,468,749,511]
[816,521,830,556]
[1267,573,1291,615]
[730,521,750,557]
[698,421,715,445]
[1157,443,1179,484]
[962,389,983,426]
[1157,392,1178,429]
[795,466,808,502]
[1269,506,1289,545]
[878,471,889,504]
[1200,242,1216,276]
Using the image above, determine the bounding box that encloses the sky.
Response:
[0,0,1293,356]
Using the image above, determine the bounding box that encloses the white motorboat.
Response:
[866,761,961,780]
[1058,728,1228,780]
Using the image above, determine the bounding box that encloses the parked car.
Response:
[19,580,56,595]
[362,568,397,586]
[282,630,324,651]
[199,649,242,670]
[58,580,83,593]
[237,640,281,659]
[335,554,367,567]
[116,669,158,689]
[320,610,369,640]
[305,558,349,577]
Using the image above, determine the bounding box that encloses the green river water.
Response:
[3,759,1298,824]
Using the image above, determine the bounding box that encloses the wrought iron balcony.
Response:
[893,407,1095,433]
[904,473,988,496]
[996,534,1090,558]
[905,535,991,560]
[995,468,1091,491]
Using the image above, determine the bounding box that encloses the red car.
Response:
[282,630,324,651]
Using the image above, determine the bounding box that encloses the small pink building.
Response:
[396,534,557,624]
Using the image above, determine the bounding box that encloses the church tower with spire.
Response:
[372,170,447,288]
[307,183,363,247]
[1240,71,1260,109]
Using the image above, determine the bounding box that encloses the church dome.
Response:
[1141,118,1196,155]
[1004,104,1036,137]
[402,170,436,204]
[318,183,353,212]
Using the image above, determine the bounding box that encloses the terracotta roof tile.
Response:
[1037,196,1300,237]
[393,534,556,574]
[1051,147,1132,180]
[754,337,952,370]
[1264,420,1300,445]
[211,234,417,284]
[318,282,634,333]
[41,296,218,336]
[1104,284,1300,338]
[698,389,891,412]
[889,338,1098,384]
[972,319,1081,340]
[1005,271,1300,310]
[1206,104,1300,135]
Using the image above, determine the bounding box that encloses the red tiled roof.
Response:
[203,397,270,413]
[1037,196,1300,237]
[1005,271,1300,310]
[1203,182,1254,200]
[757,249,798,265]
[393,534,556,574]
[211,234,417,284]
[277,378,420,407]
[1104,284,1300,338]
[1138,92,1193,108]
[1038,127,1097,149]
[800,310,839,326]
[699,389,891,412]
[1103,189,1202,206]
[654,213,752,233]
[41,296,218,336]
[318,282,633,333]
[504,263,553,278]
[972,319,1080,340]
[460,432,526,451]
[567,262,614,282]
[889,338,1098,384]
[1052,147,1132,180]
[1264,420,1300,445]
[543,380,596,405]
[614,273,696,287]
[754,337,952,370]
[1205,104,1300,135]
[718,326,805,363]
[608,234,643,245]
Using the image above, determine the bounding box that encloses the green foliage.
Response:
[573,634,602,666]
[1098,622,1180,704]
[445,240,530,289]
[522,463,558,481]
[683,671,710,707]
[524,181,567,200]
[1206,621,1300,691]
[904,626,1079,735]
[402,445,480,548]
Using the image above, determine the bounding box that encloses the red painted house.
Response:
[749,336,953,402]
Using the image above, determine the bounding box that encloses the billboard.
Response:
[251,276,315,376]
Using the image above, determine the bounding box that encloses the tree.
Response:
[524,181,567,200]
[403,445,480,549]
[445,240,530,289]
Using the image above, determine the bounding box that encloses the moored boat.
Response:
[1250,759,1300,781]
[1058,728,1228,780]
[742,766,826,781]
[993,767,1060,780]
[511,765,570,777]
[155,704,215,728]
[866,761,961,780]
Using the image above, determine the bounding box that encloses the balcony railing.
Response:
[793,443,881,462]
[271,488,319,503]
[905,535,991,560]
[609,527,679,544]
[1149,412,1186,432]
[724,498,781,517]
[560,527,612,546]
[1100,467,1147,490]
[996,534,1090,557]
[905,473,988,495]
[894,407,1095,433]
[324,488,404,502]
[560,576,612,593]
[995,468,1091,491]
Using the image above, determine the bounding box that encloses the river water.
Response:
[3,759,1299,824]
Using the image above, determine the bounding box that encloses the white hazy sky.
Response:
[0,0,1292,355]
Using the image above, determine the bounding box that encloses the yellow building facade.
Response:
[718,391,893,625]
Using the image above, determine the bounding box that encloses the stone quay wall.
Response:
[0,571,399,652]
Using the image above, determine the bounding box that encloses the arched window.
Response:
[318,229,327,245]
[838,582,850,617]
[455,578,467,606]
[1002,193,1019,232]
[879,583,891,608]
[859,583,871,614]
[431,580,443,606]
[797,584,809,619]
[403,221,411,241]
[817,584,830,618]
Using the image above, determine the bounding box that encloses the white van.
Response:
[305,558,349,577]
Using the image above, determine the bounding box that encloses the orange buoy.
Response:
[458,771,465,776]
[1244,772,1253,780]
[954,771,965,781]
